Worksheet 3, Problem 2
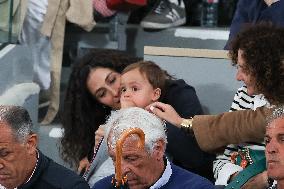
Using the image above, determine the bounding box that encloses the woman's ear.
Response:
[152,88,161,101]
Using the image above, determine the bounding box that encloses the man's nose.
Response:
[121,162,130,176]
[266,140,277,154]
[0,161,4,169]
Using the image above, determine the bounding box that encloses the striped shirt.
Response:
[214,86,269,185]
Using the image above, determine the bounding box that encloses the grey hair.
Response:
[105,107,167,154]
[267,105,284,127]
[0,105,33,143]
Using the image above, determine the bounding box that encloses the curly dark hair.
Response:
[229,23,284,104]
[61,49,142,167]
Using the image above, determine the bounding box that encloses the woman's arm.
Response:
[147,102,270,153]
[193,107,269,152]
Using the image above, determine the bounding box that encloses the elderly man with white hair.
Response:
[92,107,214,189]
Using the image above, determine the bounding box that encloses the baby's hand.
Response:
[120,97,136,109]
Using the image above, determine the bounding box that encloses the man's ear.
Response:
[151,88,161,102]
[152,139,166,161]
[26,134,38,154]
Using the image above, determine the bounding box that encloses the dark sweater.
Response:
[18,150,90,189]
[225,0,284,49]
[92,163,214,189]
[162,79,215,180]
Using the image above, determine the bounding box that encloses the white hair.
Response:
[105,107,167,153]
[267,105,284,127]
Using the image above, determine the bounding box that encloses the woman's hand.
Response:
[146,102,183,127]
[77,157,90,174]
[95,125,105,149]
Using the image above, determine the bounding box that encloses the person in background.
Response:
[225,0,284,49]
[20,0,95,109]
[0,105,90,189]
[140,0,186,29]
[20,0,51,106]
[92,107,214,189]
[265,105,284,189]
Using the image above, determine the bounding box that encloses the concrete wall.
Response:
[144,46,242,114]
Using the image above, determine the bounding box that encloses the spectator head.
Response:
[120,61,167,108]
[0,105,37,189]
[61,49,141,167]
[229,23,284,103]
[105,107,167,188]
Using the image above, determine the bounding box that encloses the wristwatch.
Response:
[180,118,194,135]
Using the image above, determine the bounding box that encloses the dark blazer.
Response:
[225,0,284,49]
[19,150,90,189]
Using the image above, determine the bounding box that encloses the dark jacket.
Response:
[92,162,214,189]
[19,150,90,189]
[162,79,215,181]
[225,0,284,49]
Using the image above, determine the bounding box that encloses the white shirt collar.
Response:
[253,94,270,110]
[149,158,172,189]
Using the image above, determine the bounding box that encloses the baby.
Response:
[120,60,167,108]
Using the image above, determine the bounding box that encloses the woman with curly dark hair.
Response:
[60,49,212,183]
[229,22,284,104]
[213,23,284,188]
[61,49,142,169]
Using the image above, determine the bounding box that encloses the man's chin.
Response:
[0,181,14,189]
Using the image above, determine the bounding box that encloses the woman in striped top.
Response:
[214,23,284,188]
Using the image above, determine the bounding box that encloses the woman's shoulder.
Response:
[163,79,202,115]
[164,79,197,99]
[165,79,195,90]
